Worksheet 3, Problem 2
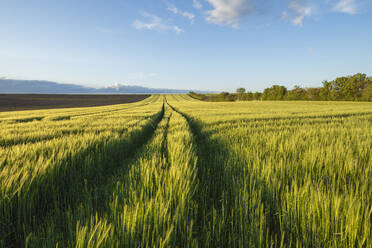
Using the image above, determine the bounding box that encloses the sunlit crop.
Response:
[1,95,371,247]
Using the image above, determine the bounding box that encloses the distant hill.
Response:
[0,79,95,94]
[99,84,198,94]
[0,79,210,94]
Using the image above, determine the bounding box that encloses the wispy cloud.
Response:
[133,0,361,32]
[168,6,179,14]
[168,6,195,23]
[204,0,254,27]
[193,0,203,9]
[280,11,288,20]
[133,12,184,34]
[287,0,313,26]
[333,0,358,14]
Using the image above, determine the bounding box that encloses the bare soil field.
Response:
[0,94,150,112]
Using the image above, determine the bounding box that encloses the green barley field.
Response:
[0,95,371,247]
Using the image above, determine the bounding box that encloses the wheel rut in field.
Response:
[166,99,288,247]
[166,100,233,247]
[2,104,166,248]
[40,100,175,247]
[160,111,172,169]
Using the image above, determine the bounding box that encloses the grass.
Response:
[0,95,371,247]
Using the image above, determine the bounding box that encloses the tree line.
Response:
[190,73,372,102]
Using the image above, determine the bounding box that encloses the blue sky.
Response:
[1,0,371,91]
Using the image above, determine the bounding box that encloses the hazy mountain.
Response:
[100,84,197,94]
[0,79,95,94]
[0,79,209,94]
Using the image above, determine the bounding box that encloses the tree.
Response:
[245,92,254,100]
[262,85,287,100]
[320,80,332,100]
[253,92,262,100]
[286,85,306,100]
[321,73,370,101]
[236,87,246,94]
[305,87,321,100]
[361,84,372,101]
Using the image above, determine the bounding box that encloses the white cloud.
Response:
[168,6,195,23]
[205,0,254,27]
[193,0,203,9]
[173,26,185,34]
[288,0,313,26]
[333,0,358,14]
[168,6,179,14]
[280,11,288,20]
[133,12,184,34]
[183,12,196,21]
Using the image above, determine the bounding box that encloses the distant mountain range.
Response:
[0,79,211,94]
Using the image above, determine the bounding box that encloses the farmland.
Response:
[0,94,150,112]
[0,95,371,247]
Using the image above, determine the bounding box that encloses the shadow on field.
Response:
[189,120,293,247]
[1,105,165,248]
[167,102,284,247]
[185,118,229,243]
[166,102,230,246]
[160,112,172,169]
